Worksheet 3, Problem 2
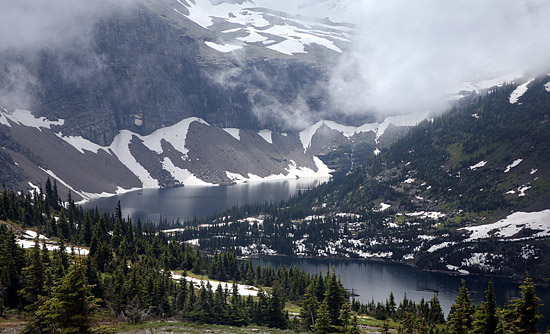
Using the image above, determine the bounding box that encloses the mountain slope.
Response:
[168,76,550,281]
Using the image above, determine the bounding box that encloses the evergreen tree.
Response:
[338,302,351,333]
[31,260,100,333]
[313,300,331,334]
[472,281,499,334]
[267,284,287,328]
[301,281,320,329]
[511,276,543,334]
[446,280,474,334]
[19,237,46,312]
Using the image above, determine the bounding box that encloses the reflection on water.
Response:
[252,256,550,330]
[84,177,329,222]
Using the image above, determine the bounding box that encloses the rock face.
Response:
[0,0,339,146]
[0,0,417,199]
[0,108,411,201]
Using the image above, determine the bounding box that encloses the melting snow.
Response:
[530,168,538,175]
[427,242,456,253]
[461,209,550,241]
[257,129,273,144]
[504,159,522,173]
[204,41,242,53]
[517,185,531,197]
[223,128,240,140]
[403,178,415,184]
[373,148,381,156]
[162,158,213,186]
[469,161,487,170]
[378,202,391,211]
[0,109,64,130]
[171,272,258,296]
[406,211,446,220]
[225,157,332,184]
[55,133,104,154]
[509,79,534,104]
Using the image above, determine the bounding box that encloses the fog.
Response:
[328,0,550,116]
[0,0,135,52]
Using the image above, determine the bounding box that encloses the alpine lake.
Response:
[86,177,550,329]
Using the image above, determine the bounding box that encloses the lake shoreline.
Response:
[241,253,547,286]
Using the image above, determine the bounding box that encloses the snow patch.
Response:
[378,202,391,212]
[545,82,550,92]
[162,158,213,186]
[223,128,240,140]
[204,41,242,53]
[55,133,104,154]
[257,129,273,144]
[469,161,487,170]
[108,131,159,188]
[509,79,534,104]
[461,209,550,241]
[504,159,522,173]
[1,109,64,130]
[171,272,258,297]
[518,185,531,197]
[427,242,456,253]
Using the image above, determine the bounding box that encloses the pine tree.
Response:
[301,281,319,329]
[338,302,351,333]
[511,276,542,334]
[31,260,100,333]
[267,284,287,328]
[313,300,331,334]
[446,280,474,334]
[472,281,498,334]
[324,270,347,327]
[19,237,46,312]
[428,294,445,324]
[347,315,360,334]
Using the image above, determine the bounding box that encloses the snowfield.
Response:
[173,0,352,56]
[469,161,487,170]
[461,209,550,241]
[504,159,522,173]
[509,79,534,104]
[18,230,89,255]
[171,272,259,296]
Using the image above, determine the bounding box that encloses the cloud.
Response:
[0,0,136,111]
[0,0,135,52]
[328,0,550,116]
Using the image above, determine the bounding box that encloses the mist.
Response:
[0,0,136,111]
[329,0,550,117]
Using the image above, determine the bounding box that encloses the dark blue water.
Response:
[84,177,329,222]
[252,256,550,329]
[85,179,550,330]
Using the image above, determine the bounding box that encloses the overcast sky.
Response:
[328,0,550,116]
[1,0,550,120]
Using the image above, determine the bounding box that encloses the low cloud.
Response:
[0,0,135,111]
[329,0,550,116]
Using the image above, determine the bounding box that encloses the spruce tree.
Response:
[32,260,100,333]
[446,280,474,334]
[313,300,331,334]
[472,281,498,334]
[19,237,46,312]
[511,276,542,334]
[301,281,319,329]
